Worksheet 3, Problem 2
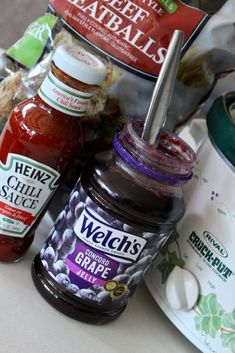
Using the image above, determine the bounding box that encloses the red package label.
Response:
[0,201,36,226]
[49,0,207,77]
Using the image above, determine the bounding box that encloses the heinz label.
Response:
[39,70,93,116]
[0,154,60,237]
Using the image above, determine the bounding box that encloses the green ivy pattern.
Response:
[195,295,235,353]
[194,294,225,338]
[157,229,235,352]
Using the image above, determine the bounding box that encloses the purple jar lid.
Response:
[114,133,193,185]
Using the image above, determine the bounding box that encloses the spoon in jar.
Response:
[141,30,184,145]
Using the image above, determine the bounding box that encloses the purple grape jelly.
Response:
[32,120,196,324]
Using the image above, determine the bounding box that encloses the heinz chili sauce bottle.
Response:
[32,120,196,324]
[0,45,106,262]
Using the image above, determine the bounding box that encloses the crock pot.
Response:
[145,92,235,353]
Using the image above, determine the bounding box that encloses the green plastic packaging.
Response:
[6,13,57,68]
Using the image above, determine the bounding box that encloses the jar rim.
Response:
[115,120,196,184]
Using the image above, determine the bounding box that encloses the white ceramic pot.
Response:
[145,93,235,353]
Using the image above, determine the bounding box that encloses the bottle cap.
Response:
[53,45,107,85]
[207,92,235,168]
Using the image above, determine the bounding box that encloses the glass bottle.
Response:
[32,120,196,324]
[0,44,106,262]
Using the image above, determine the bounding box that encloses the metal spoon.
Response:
[141,30,184,145]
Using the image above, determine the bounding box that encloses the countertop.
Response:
[0,215,201,353]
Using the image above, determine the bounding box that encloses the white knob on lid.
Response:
[165,266,199,311]
[53,45,107,85]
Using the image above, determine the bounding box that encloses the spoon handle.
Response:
[141,30,184,145]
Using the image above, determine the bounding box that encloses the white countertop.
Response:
[0,215,201,353]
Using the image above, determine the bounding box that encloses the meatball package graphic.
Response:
[48,0,206,77]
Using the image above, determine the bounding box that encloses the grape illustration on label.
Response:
[40,183,164,307]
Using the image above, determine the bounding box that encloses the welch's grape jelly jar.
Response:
[31,120,196,324]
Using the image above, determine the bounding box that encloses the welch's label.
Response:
[74,207,146,263]
[0,153,60,238]
[40,182,169,308]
